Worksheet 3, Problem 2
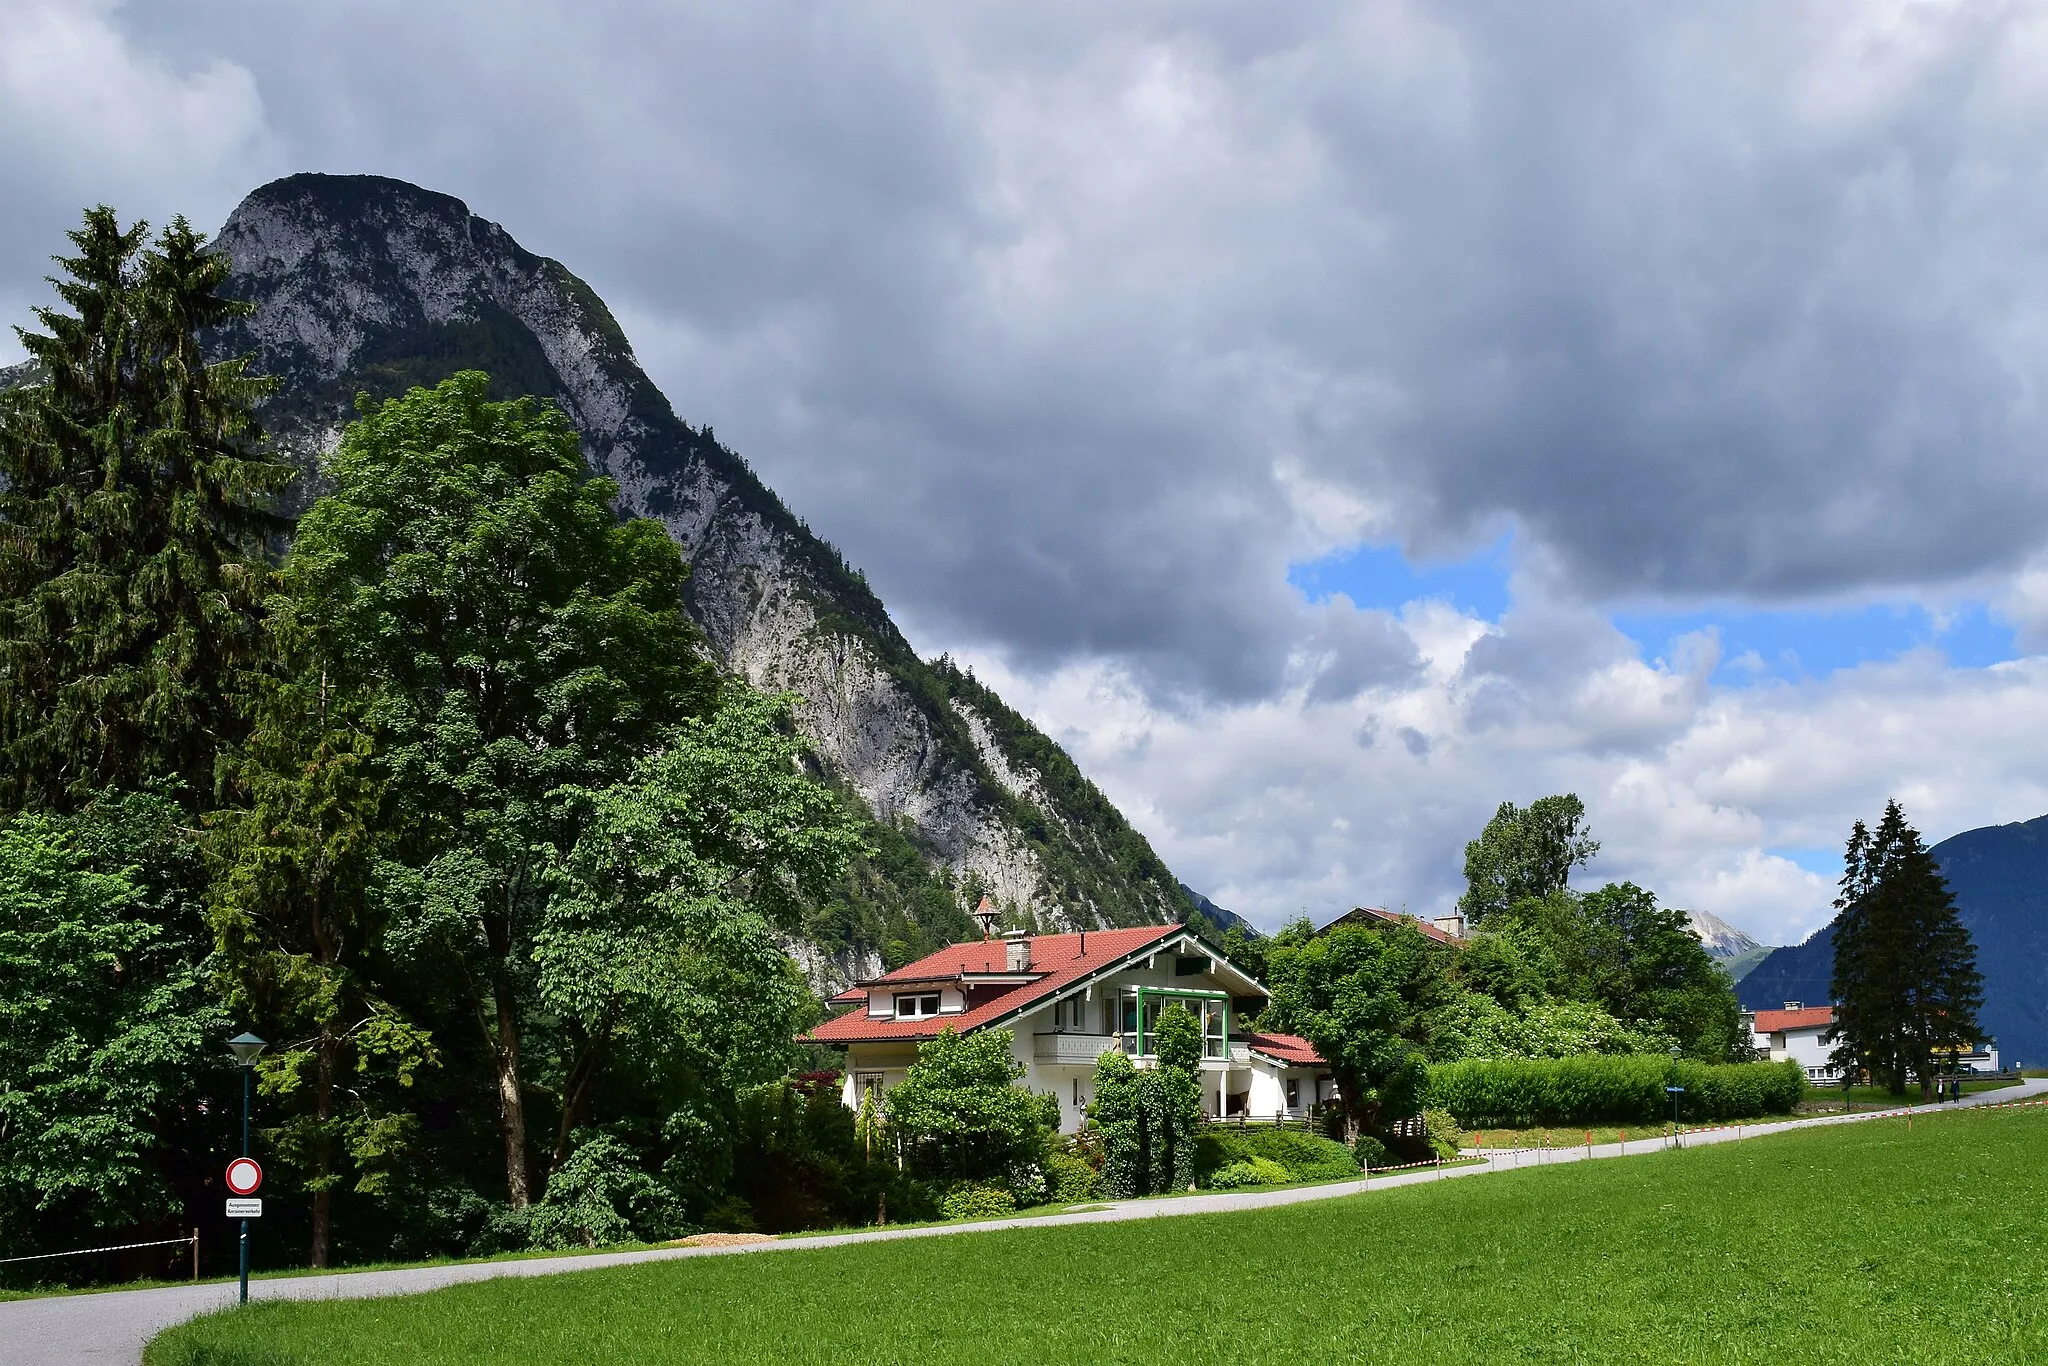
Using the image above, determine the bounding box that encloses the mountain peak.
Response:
[201,173,1189,992]
[1686,908,1763,960]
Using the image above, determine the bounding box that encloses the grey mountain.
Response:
[176,172,1189,990]
[1685,908,1763,961]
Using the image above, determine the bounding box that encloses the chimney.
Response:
[1004,929,1033,973]
[1433,913,1466,941]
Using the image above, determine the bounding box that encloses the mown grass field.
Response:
[148,1107,2048,1365]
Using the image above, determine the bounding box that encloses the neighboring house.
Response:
[1748,1003,1842,1082]
[1747,1002,2003,1080]
[806,921,1335,1132]
[1321,905,1467,944]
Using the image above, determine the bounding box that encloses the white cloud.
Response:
[10,2,2048,950]
[958,596,2048,948]
[0,0,276,363]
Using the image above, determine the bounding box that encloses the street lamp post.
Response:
[225,1033,267,1306]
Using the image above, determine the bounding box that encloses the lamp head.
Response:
[226,1032,268,1066]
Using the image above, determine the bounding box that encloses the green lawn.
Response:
[1803,1078,2022,1111]
[148,1107,2048,1365]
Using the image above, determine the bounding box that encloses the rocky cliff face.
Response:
[201,174,1189,990]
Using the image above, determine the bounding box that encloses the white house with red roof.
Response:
[1748,1002,2001,1082]
[1748,1003,1843,1082]
[807,919,1336,1132]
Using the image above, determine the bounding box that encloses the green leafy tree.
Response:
[285,372,718,1208]
[0,208,290,811]
[1578,882,1744,1060]
[1264,921,1448,1138]
[1089,1049,1145,1198]
[537,686,864,1174]
[1458,795,1600,925]
[1143,1003,1203,1194]
[1830,801,1985,1099]
[884,1027,1045,1180]
[207,611,434,1268]
[0,794,226,1257]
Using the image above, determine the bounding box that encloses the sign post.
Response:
[225,1033,267,1306]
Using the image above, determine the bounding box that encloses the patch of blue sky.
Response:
[1616,600,2019,686]
[1288,534,1513,620]
[1767,846,1844,879]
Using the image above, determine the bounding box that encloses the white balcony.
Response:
[1033,1032,1120,1065]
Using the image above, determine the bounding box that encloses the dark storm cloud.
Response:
[16,1,2048,701]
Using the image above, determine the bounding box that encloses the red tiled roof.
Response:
[807,924,1188,1045]
[1753,1006,1834,1033]
[1328,905,1462,945]
[1246,1032,1324,1066]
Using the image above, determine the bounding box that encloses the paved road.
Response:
[8,1079,2043,1366]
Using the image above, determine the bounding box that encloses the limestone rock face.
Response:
[202,173,1187,991]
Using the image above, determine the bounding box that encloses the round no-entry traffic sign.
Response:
[225,1157,263,1196]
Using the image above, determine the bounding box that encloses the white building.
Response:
[808,922,1335,1132]
[1748,1004,1843,1083]
[1748,1002,2002,1081]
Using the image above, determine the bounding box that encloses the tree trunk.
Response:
[493,990,530,1210]
[310,1028,334,1268]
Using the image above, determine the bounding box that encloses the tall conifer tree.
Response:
[1829,801,1985,1098]
[0,207,291,811]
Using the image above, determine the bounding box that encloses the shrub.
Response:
[1423,1108,1464,1160]
[1196,1128,1359,1181]
[1208,1158,1290,1190]
[1289,1160,1364,1183]
[1423,1056,1807,1128]
[1350,1135,1391,1170]
[940,1185,1019,1220]
[527,1130,685,1250]
[1044,1151,1101,1203]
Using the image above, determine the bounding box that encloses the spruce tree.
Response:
[1828,801,1985,1098]
[0,207,291,811]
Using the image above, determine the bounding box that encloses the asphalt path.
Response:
[7,1078,2043,1366]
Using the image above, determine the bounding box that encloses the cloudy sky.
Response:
[9,0,2048,943]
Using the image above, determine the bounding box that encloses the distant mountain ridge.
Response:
[1180,884,1257,937]
[1686,909,1763,961]
[104,172,1192,992]
[1737,813,2048,1066]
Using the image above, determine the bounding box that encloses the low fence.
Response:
[0,1231,199,1282]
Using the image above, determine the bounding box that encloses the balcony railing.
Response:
[1032,1032,1119,1065]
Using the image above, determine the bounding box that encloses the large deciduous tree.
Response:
[1830,801,1985,1099]
[1264,921,1447,1138]
[0,208,290,811]
[0,793,227,1257]
[535,687,865,1176]
[207,607,434,1268]
[1457,795,1600,925]
[284,372,717,1208]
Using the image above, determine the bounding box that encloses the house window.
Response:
[895,993,941,1018]
[1072,1077,1084,1106]
[856,1072,884,1103]
[1286,1079,1300,1110]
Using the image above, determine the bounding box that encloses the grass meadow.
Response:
[147,1106,2048,1365]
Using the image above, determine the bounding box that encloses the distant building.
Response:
[1320,905,1467,945]
[1746,1002,2001,1082]
[806,916,1335,1131]
[1747,1004,1842,1083]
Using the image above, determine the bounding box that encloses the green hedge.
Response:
[1195,1128,1358,1186]
[1423,1056,1806,1128]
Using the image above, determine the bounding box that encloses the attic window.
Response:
[1174,955,1211,977]
[896,993,941,1019]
